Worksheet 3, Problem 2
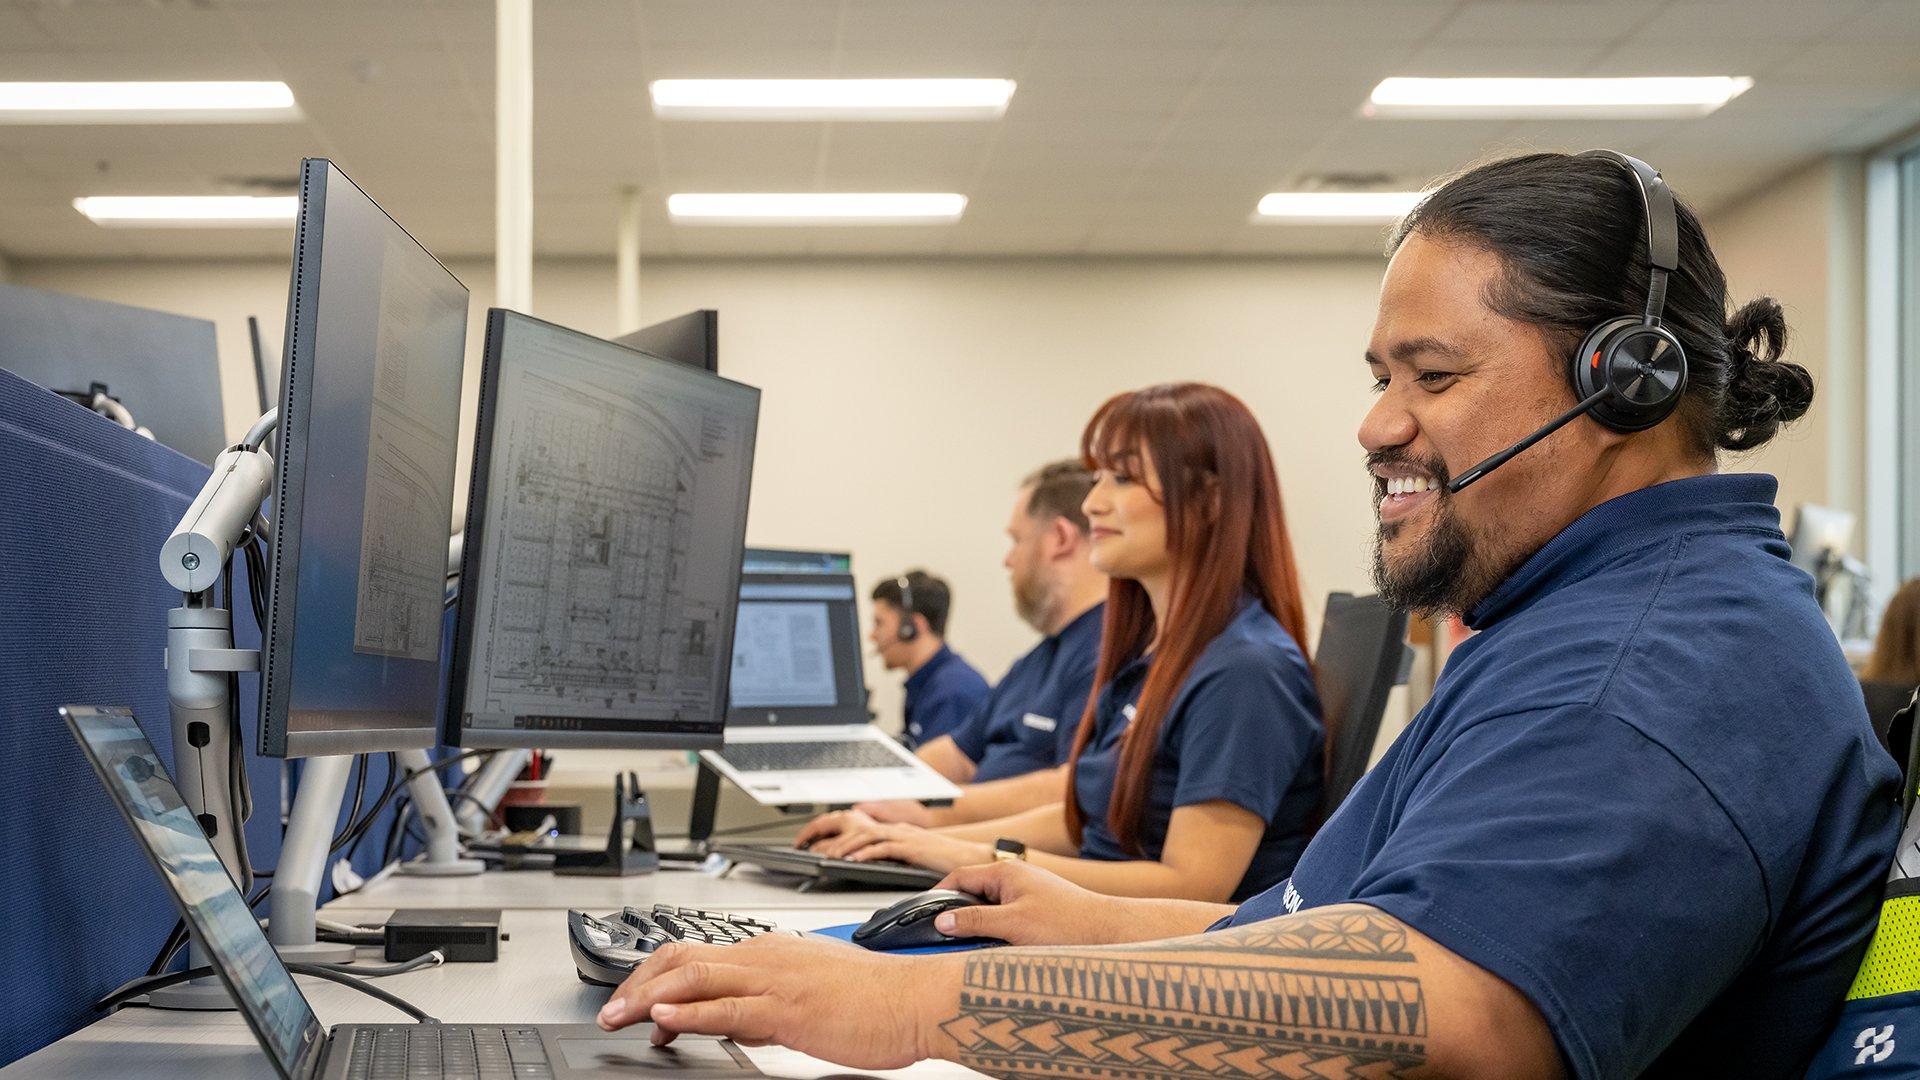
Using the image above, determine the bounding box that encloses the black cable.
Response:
[98,964,439,1023]
[334,752,402,856]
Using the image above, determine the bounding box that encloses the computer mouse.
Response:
[851,888,1000,950]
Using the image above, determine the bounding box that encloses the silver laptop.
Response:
[703,548,960,806]
[62,704,758,1079]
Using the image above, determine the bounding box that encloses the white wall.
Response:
[14,254,1391,727]
[1706,156,1868,531]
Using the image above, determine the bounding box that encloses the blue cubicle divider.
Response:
[0,367,286,1066]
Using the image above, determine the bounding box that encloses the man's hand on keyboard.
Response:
[596,934,961,1069]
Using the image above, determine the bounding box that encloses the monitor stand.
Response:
[396,747,484,876]
[268,756,357,963]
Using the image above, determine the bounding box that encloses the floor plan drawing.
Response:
[472,369,722,719]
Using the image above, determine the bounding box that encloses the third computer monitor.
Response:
[447,310,760,750]
[727,547,870,727]
[258,158,470,758]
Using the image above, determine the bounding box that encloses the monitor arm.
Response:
[154,410,277,1008]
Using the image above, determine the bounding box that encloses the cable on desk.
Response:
[98,963,440,1023]
[309,950,444,977]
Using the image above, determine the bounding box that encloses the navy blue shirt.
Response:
[1222,475,1900,1079]
[902,645,990,749]
[1074,597,1323,901]
[949,604,1104,782]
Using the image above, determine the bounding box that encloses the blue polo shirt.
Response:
[949,604,1104,782]
[1074,597,1323,901]
[1221,474,1901,1079]
[902,645,990,749]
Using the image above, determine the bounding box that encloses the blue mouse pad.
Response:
[809,922,999,955]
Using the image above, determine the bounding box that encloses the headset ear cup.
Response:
[897,618,917,643]
[1570,317,1688,433]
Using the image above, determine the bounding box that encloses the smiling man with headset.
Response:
[596,151,1901,1080]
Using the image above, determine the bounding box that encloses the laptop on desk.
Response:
[61,705,758,1080]
[701,548,960,806]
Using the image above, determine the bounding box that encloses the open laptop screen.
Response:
[726,571,868,727]
[61,706,324,1080]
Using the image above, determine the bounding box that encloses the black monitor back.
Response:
[616,310,718,373]
[1314,593,1409,819]
[0,283,225,464]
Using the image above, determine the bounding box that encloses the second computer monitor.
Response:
[727,547,870,727]
[447,310,760,749]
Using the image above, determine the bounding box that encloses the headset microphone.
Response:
[1443,150,1689,496]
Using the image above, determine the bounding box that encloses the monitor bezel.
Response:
[258,157,468,759]
[443,307,759,750]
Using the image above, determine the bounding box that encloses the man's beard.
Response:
[1011,558,1052,632]
[1368,451,1524,619]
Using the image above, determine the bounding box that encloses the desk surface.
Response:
[8,873,976,1079]
[324,862,919,913]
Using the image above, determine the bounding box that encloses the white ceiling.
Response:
[1,0,1917,260]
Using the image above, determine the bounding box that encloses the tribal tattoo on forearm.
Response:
[939,908,1426,1079]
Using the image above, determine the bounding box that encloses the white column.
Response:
[496,0,533,313]
[616,185,643,334]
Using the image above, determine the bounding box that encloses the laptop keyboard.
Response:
[345,1024,550,1079]
[721,739,907,772]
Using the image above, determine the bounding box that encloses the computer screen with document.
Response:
[727,548,869,727]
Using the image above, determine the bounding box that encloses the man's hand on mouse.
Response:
[928,861,1135,946]
[596,934,963,1069]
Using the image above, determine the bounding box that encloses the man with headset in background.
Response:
[870,569,989,751]
[824,461,1106,830]
[600,151,1901,1079]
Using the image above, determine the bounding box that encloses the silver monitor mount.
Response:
[153,409,476,1008]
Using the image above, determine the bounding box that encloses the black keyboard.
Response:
[568,904,787,986]
[720,740,907,772]
[344,1024,549,1079]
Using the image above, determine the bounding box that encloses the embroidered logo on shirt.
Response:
[1282,879,1304,915]
[1020,713,1057,732]
[1856,1025,1897,1065]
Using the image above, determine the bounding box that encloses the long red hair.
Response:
[1063,383,1314,856]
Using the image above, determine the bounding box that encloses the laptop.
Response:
[701,548,960,806]
[62,705,759,1079]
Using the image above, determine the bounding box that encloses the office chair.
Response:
[1863,680,1919,785]
[1313,593,1412,821]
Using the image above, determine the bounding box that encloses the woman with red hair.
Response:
[805,383,1325,902]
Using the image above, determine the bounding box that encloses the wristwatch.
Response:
[993,838,1027,863]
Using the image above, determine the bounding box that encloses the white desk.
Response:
[5,868,975,1080]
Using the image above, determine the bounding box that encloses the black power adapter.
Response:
[383,908,504,963]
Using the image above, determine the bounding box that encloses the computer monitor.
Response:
[0,282,226,464]
[615,309,718,373]
[727,547,870,727]
[447,310,760,750]
[257,158,470,758]
[1789,504,1857,578]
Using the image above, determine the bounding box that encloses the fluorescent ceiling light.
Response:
[651,79,1015,120]
[1365,76,1751,119]
[1255,192,1425,223]
[667,193,968,226]
[73,195,299,227]
[0,81,299,123]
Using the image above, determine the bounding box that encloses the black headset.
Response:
[893,574,920,643]
[1447,150,1690,493]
